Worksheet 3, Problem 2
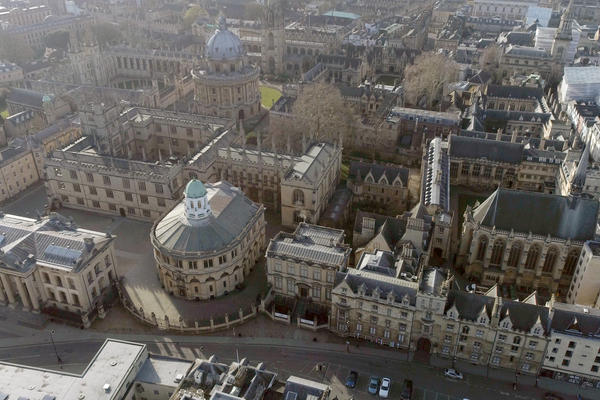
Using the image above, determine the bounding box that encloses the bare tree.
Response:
[403,52,458,109]
[479,44,502,82]
[290,82,355,147]
[0,33,34,65]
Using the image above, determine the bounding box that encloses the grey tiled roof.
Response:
[349,161,409,186]
[472,188,599,241]
[0,213,112,273]
[153,182,262,254]
[294,223,345,246]
[449,135,524,164]
[500,300,549,334]
[6,88,49,109]
[267,230,350,268]
[445,289,496,321]
[334,269,417,306]
[486,84,543,100]
[550,303,600,336]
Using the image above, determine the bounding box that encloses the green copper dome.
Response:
[184,179,207,199]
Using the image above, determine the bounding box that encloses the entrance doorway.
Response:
[299,287,308,297]
[119,208,126,217]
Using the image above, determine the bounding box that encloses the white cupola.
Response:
[184,179,212,220]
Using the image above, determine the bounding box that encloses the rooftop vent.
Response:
[103,383,111,393]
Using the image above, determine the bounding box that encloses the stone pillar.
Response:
[16,279,31,310]
[25,279,40,312]
[0,275,16,306]
[0,277,6,305]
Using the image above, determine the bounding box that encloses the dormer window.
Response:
[502,321,511,329]
[448,311,454,319]
[533,327,541,335]
[479,316,487,324]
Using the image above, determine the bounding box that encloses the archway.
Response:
[417,337,432,352]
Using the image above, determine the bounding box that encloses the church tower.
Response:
[551,0,574,63]
[261,0,286,76]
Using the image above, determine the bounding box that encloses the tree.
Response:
[479,44,501,82]
[44,30,70,50]
[183,5,207,29]
[403,52,458,110]
[91,23,122,49]
[281,82,355,152]
[0,33,34,65]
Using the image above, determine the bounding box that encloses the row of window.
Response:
[54,168,167,193]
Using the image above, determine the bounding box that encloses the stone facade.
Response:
[0,213,117,324]
[151,180,265,300]
[266,223,350,305]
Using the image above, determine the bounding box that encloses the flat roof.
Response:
[136,356,192,386]
[0,339,146,400]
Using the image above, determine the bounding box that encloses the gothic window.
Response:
[525,244,540,270]
[542,246,559,273]
[292,189,304,206]
[476,236,488,261]
[267,32,274,50]
[490,239,506,266]
[508,242,522,267]
[563,249,580,276]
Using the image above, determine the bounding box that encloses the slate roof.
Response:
[486,84,543,101]
[499,299,549,334]
[504,45,551,59]
[448,135,524,164]
[267,225,350,268]
[419,267,447,296]
[353,210,408,250]
[550,303,600,336]
[283,376,329,400]
[349,161,409,186]
[153,181,262,254]
[0,213,112,273]
[6,88,50,109]
[334,269,417,306]
[445,289,496,321]
[472,188,599,241]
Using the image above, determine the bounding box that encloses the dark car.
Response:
[400,379,413,400]
[543,394,564,400]
[345,370,358,388]
[368,376,380,394]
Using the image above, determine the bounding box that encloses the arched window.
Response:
[292,189,304,206]
[542,246,559,273]
[490,239,506,266]
[525,244,540,270]
[563,249,581,275]
[267,32,274,50]
[476,236,488,261]
[507,242,522,267]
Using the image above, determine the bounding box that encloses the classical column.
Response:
[25,279,40,312]
[0,274,16,306]
[16,279,31,310]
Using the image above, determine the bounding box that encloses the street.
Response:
[0,337,556,400]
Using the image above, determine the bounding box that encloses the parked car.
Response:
[379,377,391,398]
[444,368,464,380]
[368,376,380,394]
[543,393,564,400]
[400,379,413,400]
[345,370,358,388]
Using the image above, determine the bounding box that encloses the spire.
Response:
[571,144,589,195]
[556,0,574,40]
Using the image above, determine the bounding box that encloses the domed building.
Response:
[151,179,265,300]
[192,16,261,121]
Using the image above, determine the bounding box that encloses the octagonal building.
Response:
[192,16,261,121]
[151,179,265,300]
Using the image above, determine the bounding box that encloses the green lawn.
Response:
[260,86,282,109]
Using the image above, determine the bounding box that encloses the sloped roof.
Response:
[472,188,598,241]
[499,300,549,334]
[550,304,600,336]
[486,84,543,100]
[448,135,524,164]
[153,181,262,254]
[6,88,49,109]
[0,213,112,273]
[334,269,417,306]
[445,290,496,321]
[349,161,409,186]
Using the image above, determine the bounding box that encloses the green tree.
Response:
[44,30,70,50]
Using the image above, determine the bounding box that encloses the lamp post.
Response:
[49,329,62,365]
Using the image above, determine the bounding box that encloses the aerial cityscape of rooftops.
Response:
[2,0,600,399]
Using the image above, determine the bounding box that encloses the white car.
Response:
[378,377,391,398]
[444,368,464,380]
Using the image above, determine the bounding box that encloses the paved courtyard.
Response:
[1,184,280,328]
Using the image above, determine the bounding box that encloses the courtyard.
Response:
[1,184,278,330]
